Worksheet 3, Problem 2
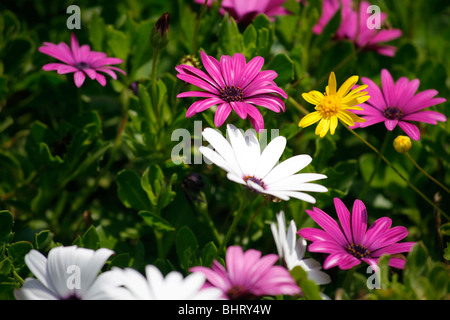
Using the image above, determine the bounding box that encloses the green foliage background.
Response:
[0,0,449,300]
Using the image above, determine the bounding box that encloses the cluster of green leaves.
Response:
[0,0,449,300]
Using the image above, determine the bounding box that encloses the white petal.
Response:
[270,190,317,203]
[199,146,232,173]
[226,124,255,176]
[226,172,246,185]
[145,265,165,299]
[24,250,53,292]
[15,278,59,300]
[243,129,261,176]
[263,155,312,185]
[202,127,243,177]
[254,136,287,179]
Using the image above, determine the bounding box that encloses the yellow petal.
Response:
[337,75,359,97]
[299,111,322,128]
[328,72,337,95]
[302,92,321,105]
[329,116,338,135]
[336,110,356,126]
[320,118,331,138]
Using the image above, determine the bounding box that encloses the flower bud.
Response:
[151,12,169,50]
[393,135,412,153]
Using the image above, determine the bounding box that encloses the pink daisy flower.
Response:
[39,33,126,87]
[351,69,447,140]
[298,198,415,270]
[190,246,300,299]
[313,0,402,57]
[176,51,287,132]
[194,0,291,24]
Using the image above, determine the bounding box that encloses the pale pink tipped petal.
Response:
[351,199,367,245]
[214,103,232,127]
[230,101,248,119]
[334,198,352,244]
[381,69,396,107]
[177,91,218,99]
[361,77,386,110]
[95,73,106,86]
[364,217,392,250]
[384,119,398,131]
[83,68,97,80]
[186,98,223,117]
[398,121,420,141]
[90,57,124,68]
[74,71,85,87]
[239,56,264,89]
[246,105,265,133]
[372,242,415,258]
[402,110,447,124]
[369,29,402,45]
[70,33,80,58]
[200,51,225,88]
[305,208,349,247]
[96,67,117,79]
[388,257,407,269]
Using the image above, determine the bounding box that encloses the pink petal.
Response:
[246,105,265,133]
[334,198,353,244]
[381,69,396,107]
[200,51,225,88]
[214,103,232,127]
[364,217,392,250]
[305,208,349,247]
[361,77,386,110]
[396,78,420,109]
[186,98,223,117]
[83,68,97,80]
[177,91,218,99]
[398,121,420,141]
[74,71,85,87]
[90,57,124,68]
[230,101,248,119]
[238,56,264,89]
[384,119,398,131]
[220,55,235,86]
[95,73,106,86]
[351,199,367,245]
[402,110,447,124]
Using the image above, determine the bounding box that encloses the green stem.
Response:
[359,131,392,198]
[405,152,450,195]
[288,97,309,116]
[13,270,24,286]
[241,200,264,245]
[217,190,252,256]
[193,0,209,55]
[346,126,450,220]
[76,88,83,114]
[151,48,160,123]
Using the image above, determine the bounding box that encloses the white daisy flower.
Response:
[105,265,223,300]
[271,211,331,285]
[199,124,328,203]
[14,245,125,300]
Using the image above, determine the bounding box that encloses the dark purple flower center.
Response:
[220,85,244,103]
[75,61,90,70]
[346,243,371,259]
[62,293,82,300]
[227,285,255,300]
[383,106,403,120]
[244,176,266,190]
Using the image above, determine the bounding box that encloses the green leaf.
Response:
[176,226,199,272]
[201,241,218,267]
[34,230,53,252]
[0,211,14,242]
[116,169,152,211]
[139,211,175,232]
[266,53,294,86]
[81,225,100,250]
[108,253,131,269]
[440,222,450,236]
[218,14,244,55]
[88,13,105,52]
[106,26,130,61]
[0,258,12,282]
[7,241,33,270]
[290,266,323,300]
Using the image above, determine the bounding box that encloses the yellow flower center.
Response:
[317,95,342,118]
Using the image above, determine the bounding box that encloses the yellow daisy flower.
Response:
[299,72,370,138]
